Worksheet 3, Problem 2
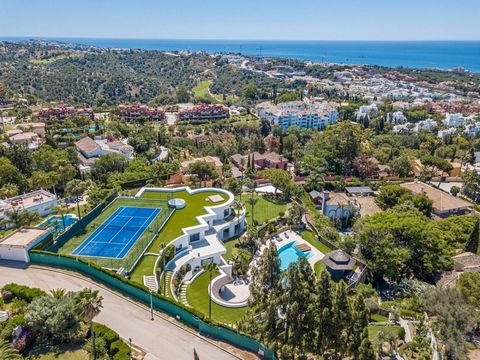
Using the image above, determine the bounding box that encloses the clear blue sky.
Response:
[1,0,479,40]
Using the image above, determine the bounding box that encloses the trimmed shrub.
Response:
[1,283,46,303]
[111,339,131,360]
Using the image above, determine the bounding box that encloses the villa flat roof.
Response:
[0,227,50,248]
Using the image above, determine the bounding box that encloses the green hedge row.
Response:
[92,323,131,360]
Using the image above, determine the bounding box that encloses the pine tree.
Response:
[247,154,251,169]
[314,270,334,355]
[281,257,317,356]
[358,329,375,360]
[331,281,352,356]
[350,294,370,359]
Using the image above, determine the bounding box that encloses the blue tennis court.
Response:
[72,206,160,259]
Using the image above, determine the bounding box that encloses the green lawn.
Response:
[368,324,405,341]
[27,344,88,360]
[223,237,241,261]
[130,254,158,285]
[300,230,334,255]
[186,270,248,324]
[314,260,327,275]
[371,313,389,323]
[238,194,288,226]
[193,80,222,102]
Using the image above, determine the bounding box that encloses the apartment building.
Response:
[256,101,338,130]
[115,104,166,122]
[178,104,230,121]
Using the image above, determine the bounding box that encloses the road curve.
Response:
[0,265,241,360]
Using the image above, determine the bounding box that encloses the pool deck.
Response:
[267,230,325,269]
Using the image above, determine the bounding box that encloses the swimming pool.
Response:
[39,214,78,233]
[278,242,312,271]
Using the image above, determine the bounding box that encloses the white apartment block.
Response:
[356,104,378,120]
[465,122,480,138]
[438,127,457,139]
[256,101,338,130]
[0,190,57,229]
[414,119,437,132]
[443,113,465,127]
[387,111,407,124]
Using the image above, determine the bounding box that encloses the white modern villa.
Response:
[135,187,248,307]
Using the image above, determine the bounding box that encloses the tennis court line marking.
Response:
[116,208,160,258]
[82,206,128,248]
[72,206,127,255]
[72,206,161,258]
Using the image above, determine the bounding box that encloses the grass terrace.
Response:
[238,194,288,226]
[186,270,248,324]
[55,197,173,270]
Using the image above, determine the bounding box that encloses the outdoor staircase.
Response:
[143,275,158,292]
[179,283,189,307]
[162,271,173,298]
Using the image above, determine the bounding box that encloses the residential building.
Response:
[0,227,51,262]
[443,113,465,127]
[387,111,407,124]
[115,104,166,122]
[178,104,229,121]
[76,136,133,172]
[345,186,374,197]
[321,192,359,221]
[436,252,480,288]
[230,152,293,177]
[464,122,480,137]
[180,156,224,176]
[256,101,338,130]
[414,118,437,132]
[37,105,94,122]
[5,130,42,150]
[0,190,57,228]
[14,122,46,137]
[437,127,457,139]
[356,104,378,120]
[400,181,471,217]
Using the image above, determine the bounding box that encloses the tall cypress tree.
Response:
[314,270,334,355]
[350,294,370,359]
[331,281,352,356]
[358,328,375,360]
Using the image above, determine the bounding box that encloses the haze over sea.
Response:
[3,37,480,72]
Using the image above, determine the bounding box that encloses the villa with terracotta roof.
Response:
[230,151,294,178]
[436,252,480,288]
[76,136,133,172]
[400,181,471,217]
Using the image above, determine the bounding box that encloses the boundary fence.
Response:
[28,251,276,360]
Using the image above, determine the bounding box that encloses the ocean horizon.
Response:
[2,37,479,72]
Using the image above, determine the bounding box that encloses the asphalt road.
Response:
[0,265,240,360]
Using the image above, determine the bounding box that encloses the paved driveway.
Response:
[0,265,241,360]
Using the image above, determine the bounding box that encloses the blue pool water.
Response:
[278,242,312,271]
[40,214,78,233]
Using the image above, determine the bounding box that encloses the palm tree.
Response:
[246,195,258,226]
[233,200,243,235]
[50,288,67,299]
[1,208,39,229]
[52,201,69,231]
[0,340,21,359]
[76,289,103,360]
[66,179,90,219]
[202,262,218,320]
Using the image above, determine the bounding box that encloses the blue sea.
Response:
[2,37,480,72]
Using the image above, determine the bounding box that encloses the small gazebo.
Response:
[322,249,355,280]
